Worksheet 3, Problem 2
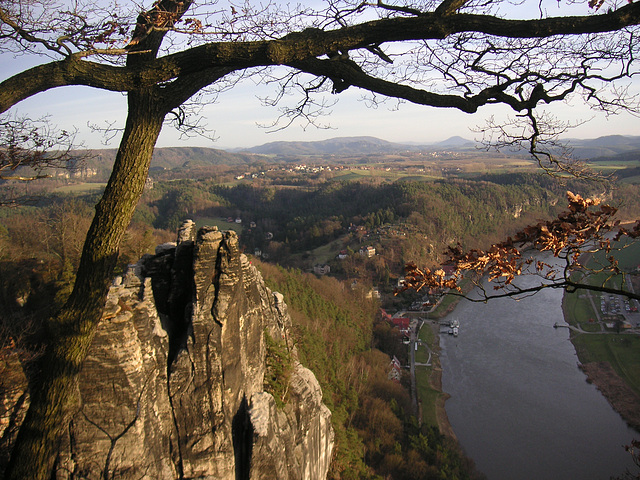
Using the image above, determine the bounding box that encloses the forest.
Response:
[2,161,638,477]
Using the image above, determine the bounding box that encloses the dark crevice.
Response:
[232,396,253,480]
[210,236,226,329]
[141,244,195,371]
[167,241,195,365]
[166,381,185,480]
[141,244,196,480]
[68,419,77,480]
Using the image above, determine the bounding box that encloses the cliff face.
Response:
[2,222,333,479]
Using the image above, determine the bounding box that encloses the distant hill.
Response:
[582,135,640,148]
[241,134,640,160]
[567,135,640,160]
[73,135,640,176]
[83,147,270,176]
[150,147,268,168]
[240,136,427,156]
[435,136,475,148]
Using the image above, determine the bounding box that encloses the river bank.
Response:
[578,361,640,432]
[426,281,640,441]
[561,289,640,434]
[419,285,474,438]
[430,293,640,439]
[426,323,457,440]
[438,270,638,480]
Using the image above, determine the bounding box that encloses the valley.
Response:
[1,135,639,479]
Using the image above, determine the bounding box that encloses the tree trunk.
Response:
[5,89,165,480]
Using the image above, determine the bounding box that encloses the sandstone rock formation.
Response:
[1,222,334,479]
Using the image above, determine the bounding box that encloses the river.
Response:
[440,257,638,480]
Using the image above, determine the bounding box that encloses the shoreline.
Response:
[429,328,457,440]
[577,361,640,433]
[428,287,473,438]
[560,290,640,434]
[421,320,458,440]
[427,288,640,440]
[420,289,471,440]
[564,238,640,434]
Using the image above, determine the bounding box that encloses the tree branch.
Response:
[289,56,522,113]
[446,277,640,302]
[435,0,471,16]
[2,3,640,113]
[400,193,640,303]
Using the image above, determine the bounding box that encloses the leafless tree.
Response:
[0,114,85,206]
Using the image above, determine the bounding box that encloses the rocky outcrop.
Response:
[2,222,333,479]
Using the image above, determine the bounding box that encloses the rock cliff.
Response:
[1,221,334,479]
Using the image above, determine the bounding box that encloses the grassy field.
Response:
[586,235,640,273]
[416,322,444,428]
[563,237,640,396]
[571,334,640,396]
[415,343,430,365]
[429,277,474,319]
[563,291,601,331]
[306,237,348,264]
[430,293,461,318]
[416,369,441,428]
[284,235,350,268]
[587,160,640,173]
[328,156,540,183]
[621,175,640,184]
[54,183,106,194]
[331,168,436,183]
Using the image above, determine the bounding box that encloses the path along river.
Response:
[439,253,638,480]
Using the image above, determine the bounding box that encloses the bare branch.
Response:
[475,111,605,180]
[3,3,640,113]
[373,1,426,17]
[0,114,88,206]
[399,193,640,302]
[435,0,471,16]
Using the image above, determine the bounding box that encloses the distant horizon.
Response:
[5,67,639,152]
[66,131,640,153]
[145,132,640,152]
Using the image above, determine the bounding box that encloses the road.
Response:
[409,322,418,416]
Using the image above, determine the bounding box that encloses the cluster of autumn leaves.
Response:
[400,191,640,296]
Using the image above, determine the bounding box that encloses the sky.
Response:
[2,1,640,151]
[7,70,639,151]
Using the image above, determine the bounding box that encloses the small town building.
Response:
[313,264,331,275]
[359,246,376,257]
[391,317,411,336]
[388,356,403,382]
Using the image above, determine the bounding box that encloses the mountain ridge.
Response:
[75,135,640,174]
[237,135,426,156]
[235,134,640,158]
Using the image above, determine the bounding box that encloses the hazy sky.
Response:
[3,2,639,150]
[7,70,639,151]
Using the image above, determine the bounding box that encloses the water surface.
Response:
[440,263,637,480]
